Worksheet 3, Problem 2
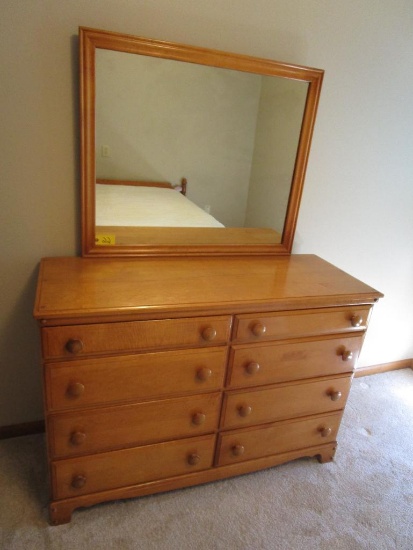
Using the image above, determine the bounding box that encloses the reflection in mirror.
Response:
[95,49,308,235]
[80,27,324,256]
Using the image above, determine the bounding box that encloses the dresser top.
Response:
[34,255,382,324]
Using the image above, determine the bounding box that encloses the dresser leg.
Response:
[49,502,74,525]
[316,443,337,464]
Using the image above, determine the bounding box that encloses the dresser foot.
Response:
[49,502,74,525]
[316,444,337,464]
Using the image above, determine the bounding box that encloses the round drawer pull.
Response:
[191,412,206,426]
[319,426,332,438]
[328,390,342,402]
[201,326,217,342]
[245,362,260,375]
[65,339,84,354]
[250,322,266,337]
[70,431,86,446]
[231,444,245,457]
[341,350,353,362]
[187,453,201,466]
[196,367,212,382]
[237,404,252,417]
[351,315,363,328]
[71,475,86,489]
[66,382,85,398]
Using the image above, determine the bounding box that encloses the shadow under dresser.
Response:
[33,254,382,524]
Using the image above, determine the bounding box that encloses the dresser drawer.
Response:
[42,316,232,359]
[52,434,216,499]
[221,375,351,429]
[45,347,226,412]
[228,334,363,389]
[217,411,342,466]
[49,392,221,459]
[233,306,371,343]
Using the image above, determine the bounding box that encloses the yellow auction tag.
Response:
[95,234,116,245]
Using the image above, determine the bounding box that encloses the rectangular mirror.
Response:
[80,28,323,256]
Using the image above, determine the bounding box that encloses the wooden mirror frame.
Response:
[80,27,323,257]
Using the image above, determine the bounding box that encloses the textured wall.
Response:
[1,0,412,426]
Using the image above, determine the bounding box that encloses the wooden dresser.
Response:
[33,254,382,524]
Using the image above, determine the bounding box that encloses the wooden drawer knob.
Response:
[196,367,212,382]
[71,475,86,489]
[70,431,86,446]
[187,453,200,466]
[341,350,353,362]
[66,382,85,398]
[328,390,342,402]
[201,326,217,341]
[191,412,206,426]
[231,444,245,457]
[237,404,252,417]
[250,322,266,337]
[351,315,363,328]
[319,427,332,438]
[245,362,260,375]
[65,339,84,354]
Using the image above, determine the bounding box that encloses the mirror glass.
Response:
[95,49,308,235]
[80,28,323,256]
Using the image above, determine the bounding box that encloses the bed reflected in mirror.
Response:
[95,179,282,246]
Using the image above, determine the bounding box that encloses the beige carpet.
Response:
[1,369,412,549]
